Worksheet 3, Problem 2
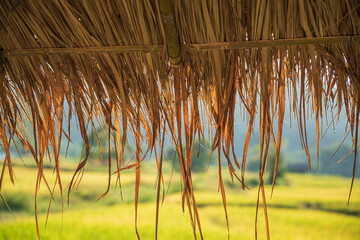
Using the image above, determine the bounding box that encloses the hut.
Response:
[0,0,359,239]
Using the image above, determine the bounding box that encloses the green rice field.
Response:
[0,159,359,239]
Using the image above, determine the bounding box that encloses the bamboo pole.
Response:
[184,36,360,51]
[158,0,182,66]
[3,36,360,57]
[4,45,164,57]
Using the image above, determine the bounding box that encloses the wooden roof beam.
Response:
[159,0,182,67]
[3,36,360,57]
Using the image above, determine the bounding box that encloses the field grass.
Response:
[0,159,359,239]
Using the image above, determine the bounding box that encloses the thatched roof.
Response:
[1,0,360,238]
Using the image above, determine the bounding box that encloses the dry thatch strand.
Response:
[0,0,359,239]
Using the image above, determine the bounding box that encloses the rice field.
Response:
[0,160,359,239]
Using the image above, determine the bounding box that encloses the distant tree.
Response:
[240,144,288,184]
[86,125,133,166]
[9,137,28,156]
[166,140,214,172]
[8,119,34,157]
[267,150,286,185]
[319,143,357,177]
[245,145,261,172]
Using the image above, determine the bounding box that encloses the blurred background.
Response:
[0,104,359,240]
